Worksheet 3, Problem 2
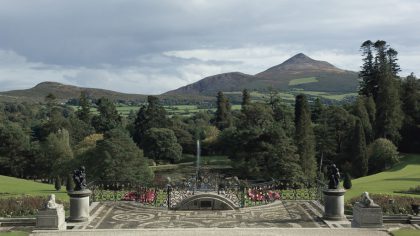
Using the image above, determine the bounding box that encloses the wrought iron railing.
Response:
[87,177,327,209]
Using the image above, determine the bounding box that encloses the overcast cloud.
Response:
[0,0,419,94]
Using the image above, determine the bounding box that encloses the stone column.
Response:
[67,189,92,222]
[323,189,346,220]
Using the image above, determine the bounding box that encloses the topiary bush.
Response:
[54,176,61,191]
[343,172,352,190]
[368,138,399,174]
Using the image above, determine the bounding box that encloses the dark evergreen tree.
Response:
[77,91,91,124]
[374,64,403,143]
[294,94,317,179]
[66,173,74,191]
[241,89,251,108]
[214,91,232,130]
[400,73,420,152]
[91,98,122,133]
[311,98,324,123]
[352,96,373,144]
[343,172,352,190]
[351,119,368,177]
[359,40,376,97]
[386,48,401,76]
[364,96,376,130]
[133,96,168,148]
[54,176,61,191]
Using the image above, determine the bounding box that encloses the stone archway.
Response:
[175,192,239,210]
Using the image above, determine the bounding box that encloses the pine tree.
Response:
[351,119,368,177]
[352,96,373,144]
[375,65,403,143]
[400,73,420,152]
[77,91,91,124]
[359,40,376,97]
[133,96,168,148]
[241,89,251,108]
[364,96,376,130]
[91,98,122,132]
[294,94,317,179]
[215,91,232,130]
[311,98,324,123]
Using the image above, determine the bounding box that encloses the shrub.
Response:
[345,194,420,215]
[343,173,352,190]
[54,176,61,191]
[368,138,399,174]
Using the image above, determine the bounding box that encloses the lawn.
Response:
[391,228,420,236]
[345,153,420,200]
[0,175,69,201]
[288,77,319,86]
[0,231,29,236]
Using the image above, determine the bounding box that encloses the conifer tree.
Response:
[133,96,168,148]
[294,94,317,179]
[215,91,232,130]
[77,91,91,124]
[311,98,324,123]
[352,96,373,144]
[343,172,352,190]
[375,65,403,143]
[54,176,61,191]
[241,89,251,108]
[351,119,368,177]
[359,40,376,97]
[66,174,74,191]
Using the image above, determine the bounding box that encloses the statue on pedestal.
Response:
[327,163,340,189]
[72,166,87,191]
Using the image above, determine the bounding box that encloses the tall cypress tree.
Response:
[215,91,232,130]
[77,91,91,124]
[294,94,317,179]
[352,96,373,144]
[241,89,251,108]
[400,73,420,152]
[351,119,368,177]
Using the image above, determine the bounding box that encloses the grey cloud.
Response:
[0,0,419,93]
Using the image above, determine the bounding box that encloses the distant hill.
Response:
[166,53,359,96]
[0,82,215,104]
[0,81,147,103]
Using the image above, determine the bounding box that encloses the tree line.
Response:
[0,40,419,184]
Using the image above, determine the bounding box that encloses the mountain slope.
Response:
[0,82,147,102]
[166,53,359,95]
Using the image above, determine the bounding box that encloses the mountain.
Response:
[0,82,147,103]
[0,81,215,104]
[166,53,359,95]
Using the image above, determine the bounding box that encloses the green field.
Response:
[0,231,29,236]
[345,153,420,200]
[288,77,319,86]
[391,228,420,236]
[0,175,69,201]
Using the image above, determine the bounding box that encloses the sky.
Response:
[0,0,419,94]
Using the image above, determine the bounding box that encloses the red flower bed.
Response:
[247,189,281,202]
[122,190,156,203]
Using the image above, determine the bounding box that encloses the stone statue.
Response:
[327,164,340,189]
[360,192,378,207]
[72,166,87,191]
[46,194,58,209]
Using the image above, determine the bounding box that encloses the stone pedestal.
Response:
[36,206,66,230]
[323,189,346,220]
[67,189,91,222]
[352,202,383,228]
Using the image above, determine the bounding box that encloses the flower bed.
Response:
[0,196,68,217]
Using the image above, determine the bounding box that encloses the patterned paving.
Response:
[82,200,328,229]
